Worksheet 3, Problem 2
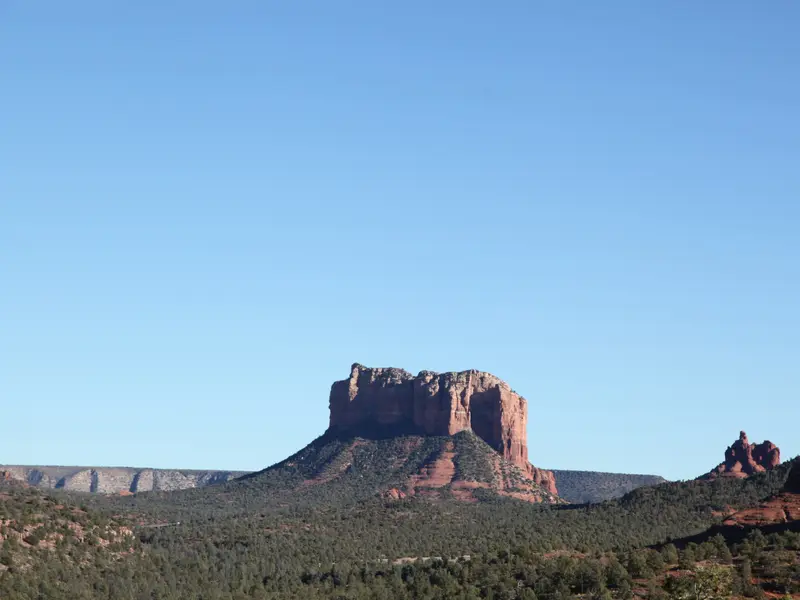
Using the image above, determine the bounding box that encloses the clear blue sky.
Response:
[2,2,798,482]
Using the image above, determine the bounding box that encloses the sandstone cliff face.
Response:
[707,431,781,479]
[329,363,556,494]
[1,467,59,488]
[61,469,95,492]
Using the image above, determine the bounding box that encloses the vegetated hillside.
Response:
[0,482,137,588]
[90,430,560,522]
[665,457,800,547]
[0,464,244,494]
[551,469,667,503]
[1,462,667,504]
[88,449,793,558]
[2,460,798,599]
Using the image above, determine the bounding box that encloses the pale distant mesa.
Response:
[0,465,245,494]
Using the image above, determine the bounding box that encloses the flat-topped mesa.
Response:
[329,364,553,492]
[707,431,781,479]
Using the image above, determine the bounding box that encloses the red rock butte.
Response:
[708,431,781,479]
[327,364,555,493]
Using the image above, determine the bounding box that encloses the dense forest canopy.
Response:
[1,453,797,599]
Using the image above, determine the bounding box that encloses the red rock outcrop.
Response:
[707,431,781,479]
[530,468,558,496]
[383,488,407,500]
[329,364,556,494]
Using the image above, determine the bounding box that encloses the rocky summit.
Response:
[706,431,781,479]
[328,363,557,495]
